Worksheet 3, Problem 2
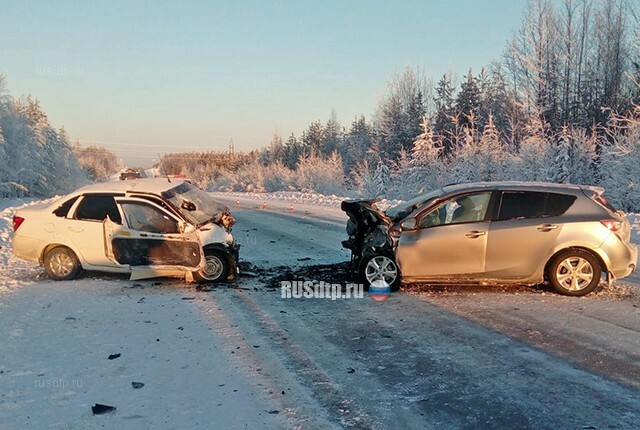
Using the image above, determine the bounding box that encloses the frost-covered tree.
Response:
[509,114,555,182]
[401,117,445,194]
[373,66,427,161]
[296,151,345,195]
[0,89,87,196]
[283,133,303,169]
[74,143,120,182]
[599,106,640,210]
[433,72,457,153]
[302,121,325,154]
[371,159,391,197]
[552,125,573,183]
[321,109,343,156]
[343,115,374,173]
[455,69,482,130]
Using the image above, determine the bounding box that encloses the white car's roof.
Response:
[70,178,185,196]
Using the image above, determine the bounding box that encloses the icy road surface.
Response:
[1,195,639,429]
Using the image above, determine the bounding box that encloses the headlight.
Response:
[366,226,389,247]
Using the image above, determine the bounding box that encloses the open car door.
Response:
[104,197,204,280]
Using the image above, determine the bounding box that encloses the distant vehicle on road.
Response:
[342,182,637,296]
[12,179,239,283]
[120,169,141,180]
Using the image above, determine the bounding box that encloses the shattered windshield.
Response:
[385,188,443,220]
[161,182,229,226]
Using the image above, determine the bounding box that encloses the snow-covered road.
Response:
[1,195,639,429]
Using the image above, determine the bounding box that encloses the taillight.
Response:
[13,216,25,231]
[600,219,622,232]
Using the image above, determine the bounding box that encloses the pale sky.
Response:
[0,0,527,166]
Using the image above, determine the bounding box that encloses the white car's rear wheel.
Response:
[44,247,82,281]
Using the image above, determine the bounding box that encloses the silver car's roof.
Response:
[441,181,604,196]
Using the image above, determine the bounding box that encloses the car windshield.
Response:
[385,188,443,219]
[161,182,228,226]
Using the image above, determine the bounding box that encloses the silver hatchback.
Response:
[341,182,638,296]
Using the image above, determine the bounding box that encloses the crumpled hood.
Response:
[341,199,391,226]
[340,199,393,253]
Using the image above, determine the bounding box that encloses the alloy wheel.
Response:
[365,255,398,287]
[555,256,594,291]
[49,252,75,277]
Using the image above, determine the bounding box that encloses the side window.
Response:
[497,191,577,221]
[419,192,492,228]
[121,202,179,234]
[53,196,79,217]
[497,192,546,221]
[546,193,577,217]
[75,196,122,223]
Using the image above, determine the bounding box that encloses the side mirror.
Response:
[401,218,417,230]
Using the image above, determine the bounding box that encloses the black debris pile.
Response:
[131,381,145,389]
[263,261,355,289]
[107,353,121,360]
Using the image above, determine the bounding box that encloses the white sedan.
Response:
[11,179,239,282]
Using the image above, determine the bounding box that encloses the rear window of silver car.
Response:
[496,192,576,221]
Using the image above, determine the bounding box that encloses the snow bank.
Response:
[213,191,403,211]
[0,197,57,293]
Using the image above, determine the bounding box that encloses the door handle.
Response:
[67,227,83,233]
[537,224,558,232]
[465,230,486,239]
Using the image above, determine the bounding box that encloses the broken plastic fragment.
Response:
[92,404,116,415]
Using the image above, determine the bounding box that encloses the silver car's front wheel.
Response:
[361,254,399,290]
[548,250,601,296]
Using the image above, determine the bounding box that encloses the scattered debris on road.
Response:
[91,404,116,415]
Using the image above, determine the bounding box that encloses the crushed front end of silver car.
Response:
[340,199,396,269]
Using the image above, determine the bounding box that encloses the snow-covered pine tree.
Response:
[321,109,343,156]
[433,72,457,153]
[510,114,554,182]
[455,69,482,130]
[477,114,508,181]
[553,125,572,183]
[599,105,640,211]
[407,116,444,192]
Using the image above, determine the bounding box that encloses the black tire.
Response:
[194,250,230,283]
[359,253,401,292]
[547,249,601,296]
[43,246,82,281]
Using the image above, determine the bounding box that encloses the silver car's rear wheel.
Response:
[548,250,601,296]
[44,247,82,281]
[360,254,400,291]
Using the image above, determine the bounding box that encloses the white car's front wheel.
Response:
[194,250,230,283]
[44,246,82,281]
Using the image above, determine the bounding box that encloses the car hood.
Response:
[340,200,394,254]
[341,199,391,229]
